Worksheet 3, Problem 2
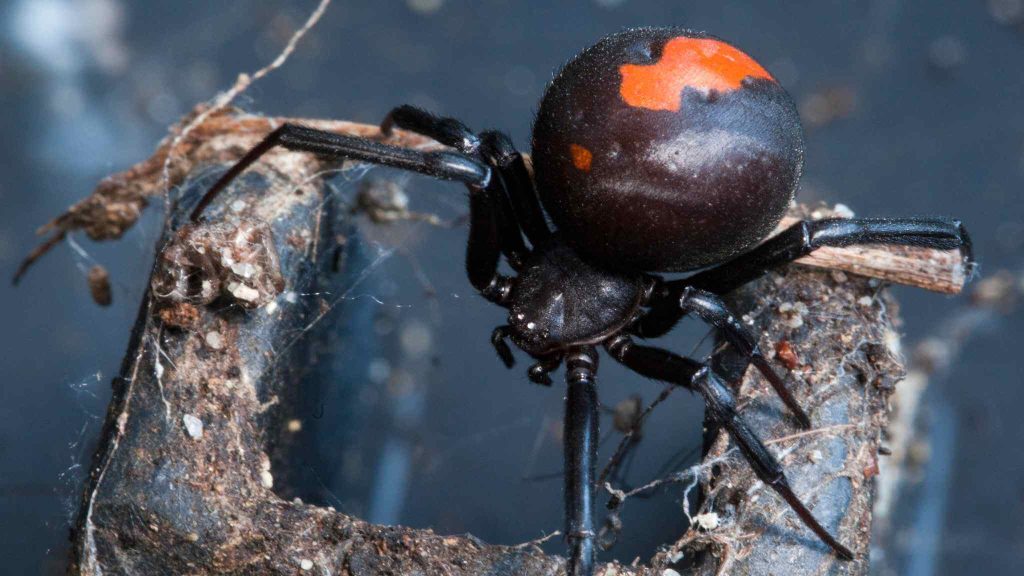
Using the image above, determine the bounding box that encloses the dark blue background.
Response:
[2,1,1022,574]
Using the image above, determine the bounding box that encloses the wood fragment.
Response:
[776,216,968,295]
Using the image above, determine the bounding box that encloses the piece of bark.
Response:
[672,268,905,575]
[57,107,965,575]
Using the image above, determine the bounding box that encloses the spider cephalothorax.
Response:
[190,27,972,576]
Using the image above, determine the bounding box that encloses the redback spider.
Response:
[190,27,972,576]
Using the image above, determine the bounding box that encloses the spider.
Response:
[190,27,972,576]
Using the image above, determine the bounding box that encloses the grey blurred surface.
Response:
[1,1,1022,574]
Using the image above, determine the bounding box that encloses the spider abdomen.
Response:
[506,240,643,357]
[532,27,804,272]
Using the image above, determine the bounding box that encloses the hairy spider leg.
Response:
[381,105,551,252]
[639,217,973,337]
[636,285,812,429]
[477,130,552,247]
[604,335,854,560]
[564,348,600,576]
[187,122,519,306]
[381,104,482,153]
[381,106,539,268]
[490,326,516,368]
[189,123,491,221]
[528,356,561,386]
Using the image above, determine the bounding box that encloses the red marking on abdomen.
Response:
[619,37,773,112]
[570,144,593,171]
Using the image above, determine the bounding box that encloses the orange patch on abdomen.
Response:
[569,144,593,171]
[619,37,773,112]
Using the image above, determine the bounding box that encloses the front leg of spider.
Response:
[605,336,855,560]
[564,348,600,576]
[638,284,812,429]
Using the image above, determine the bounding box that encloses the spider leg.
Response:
[380,106,537,267]
[190,123,490,221]
[564,347,599,576]
[380,104,481,153]
[491,326,515,368]
[380,106,551,247]
[635,285,811,428]
[603,335,854,560]
[188,122,515,304]
[639,217,973,337]
[527,356,561,386]
[466,183,514,305]
[688,217,973,294]
[478,130,553,247]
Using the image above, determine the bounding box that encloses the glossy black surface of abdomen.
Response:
[531,27,804,272]
[506,239,643,357]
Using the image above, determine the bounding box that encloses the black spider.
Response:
[190,27,972,576]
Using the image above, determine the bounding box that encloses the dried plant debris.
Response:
[87,265,112,306]
[12,106,443,285]
[152,219,284,309]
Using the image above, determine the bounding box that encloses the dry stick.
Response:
[158,0,334,200]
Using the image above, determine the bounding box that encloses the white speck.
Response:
[182,414,203,439]
[400,320,433,359]
[299,558,314,571]
[693,512,720,531]
[260,469,274,489]
[205,331,224,350]
[858,296,874,307]
[227,282,261,302]
[230,199,247,212]
[833,203,855,218]
[283,291,298,304]
[265,301,278,315]
[368,358,391,384]
[662,569,682,576]
[526,322,536,330]
[809,449,823,463]
[229,261,257,279]
[406,0,444,14]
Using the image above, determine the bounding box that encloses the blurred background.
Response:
[1,1,1022,574]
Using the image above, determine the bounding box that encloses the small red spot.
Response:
[570,144,593,171]
[863,453,880,480]
[619,37,773,112]
[775,340,799,370]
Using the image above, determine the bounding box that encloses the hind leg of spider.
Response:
[380,104,481,153]
[635,285,811,428]
[639,217,973,338]
[379,105,540,267]
[564,347,599,576]
[604,335,854,560]
[693,217,972,296]
[189,123,491,221]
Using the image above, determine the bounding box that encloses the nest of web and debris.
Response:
[31,105,969,575]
